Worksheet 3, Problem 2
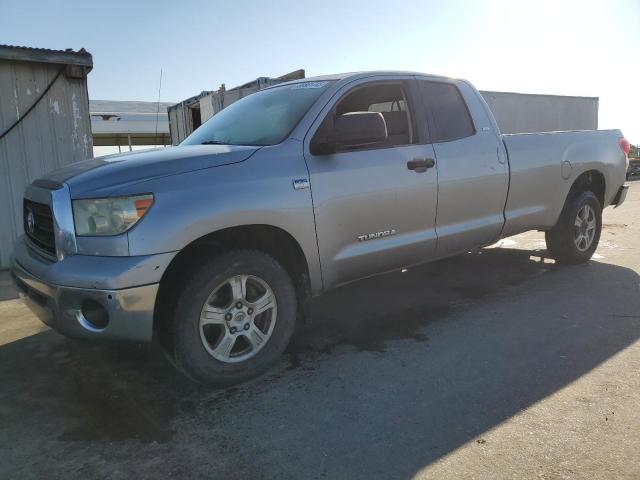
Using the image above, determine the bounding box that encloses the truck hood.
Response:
[41,145,260,198]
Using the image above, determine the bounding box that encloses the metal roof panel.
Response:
[0,44,93,69]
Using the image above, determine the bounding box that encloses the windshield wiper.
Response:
[200,140,230,145]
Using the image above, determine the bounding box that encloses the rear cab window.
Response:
[418,81,476,143]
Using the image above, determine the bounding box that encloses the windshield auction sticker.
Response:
[291,81,329,89]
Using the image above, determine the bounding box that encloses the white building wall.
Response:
[480,91,598,134]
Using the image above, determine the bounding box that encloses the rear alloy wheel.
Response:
[573,204,597,252]
[168,250,297,385]
[545,190,602,265]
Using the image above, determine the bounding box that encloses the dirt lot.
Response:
[1,182,639,479]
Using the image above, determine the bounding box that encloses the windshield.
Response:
[181,81,333,147]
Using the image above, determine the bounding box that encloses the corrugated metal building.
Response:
[480,90,598,134]
[0,45,93,268]
[169,69,305,144]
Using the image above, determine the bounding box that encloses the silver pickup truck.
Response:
[12,71,630,384]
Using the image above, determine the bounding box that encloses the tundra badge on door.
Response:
[357,229,397,242]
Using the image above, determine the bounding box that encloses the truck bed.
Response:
[500,129,626,237]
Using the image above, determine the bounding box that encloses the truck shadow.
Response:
[0,247,639,478]
[291,246,555,355]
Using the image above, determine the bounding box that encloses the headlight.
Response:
[73,194,154,236]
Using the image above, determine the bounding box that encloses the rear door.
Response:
[416,79,509,255]
[304,77,439,289]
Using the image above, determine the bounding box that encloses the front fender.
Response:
[118,142,323,293]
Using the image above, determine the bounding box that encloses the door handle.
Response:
[407,158,436,172]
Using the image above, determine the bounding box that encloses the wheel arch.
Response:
[542,169,606,234]
[154,224,312,342]
[566,169,606,208]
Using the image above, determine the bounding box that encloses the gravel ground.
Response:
[1,182,638,479]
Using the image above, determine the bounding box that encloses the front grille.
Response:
[24,199,56,256]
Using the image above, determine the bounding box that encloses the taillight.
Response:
[619,137,631,156]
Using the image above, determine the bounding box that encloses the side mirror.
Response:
[314,112,388,154]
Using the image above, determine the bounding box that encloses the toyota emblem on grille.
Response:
[26,209,35,234]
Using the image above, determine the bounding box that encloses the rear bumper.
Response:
[612,184,629,207]
[11,237,172,342]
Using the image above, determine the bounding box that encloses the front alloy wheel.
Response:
[166,250,297,385]
[200,274,277,363]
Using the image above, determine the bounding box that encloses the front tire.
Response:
[545,190,602,265]
[167,250,297,385]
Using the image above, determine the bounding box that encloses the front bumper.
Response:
[11,237,175,342]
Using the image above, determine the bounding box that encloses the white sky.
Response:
[432,0,640,142]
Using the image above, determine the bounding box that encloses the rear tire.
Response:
[545,190,602,265]
[165,250,297,386]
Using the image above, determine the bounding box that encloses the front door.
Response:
[304,78,438,289]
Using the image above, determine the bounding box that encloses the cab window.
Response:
[419,81,475,143]
[313,82,415,153]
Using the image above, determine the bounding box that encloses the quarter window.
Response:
[420,82,475,142]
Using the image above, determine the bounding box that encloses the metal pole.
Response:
[128,134,132,152]
[155,68,163,146]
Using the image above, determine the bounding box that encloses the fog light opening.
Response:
[78,299,110,332]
